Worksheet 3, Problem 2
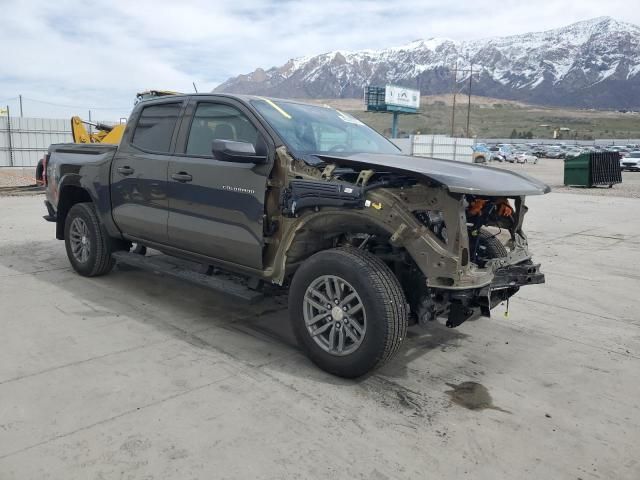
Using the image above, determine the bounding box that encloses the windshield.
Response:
[251,98,400,156]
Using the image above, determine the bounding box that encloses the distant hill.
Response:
[215,17,640,109]
[310,95,640,140]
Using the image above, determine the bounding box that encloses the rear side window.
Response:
[132,103,182,153]
[186,103,259,156]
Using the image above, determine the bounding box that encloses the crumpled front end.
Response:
[267,149,547,329]
[394,190,546,328]
[343,180,546,328]
[443,260,545,328]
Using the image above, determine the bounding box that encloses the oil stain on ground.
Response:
[445,382,511,413]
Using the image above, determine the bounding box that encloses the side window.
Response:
[186,103,259,156]
[131,103,182,153]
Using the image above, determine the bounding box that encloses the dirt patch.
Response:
[360,376,443,421]
[0,167,37,186]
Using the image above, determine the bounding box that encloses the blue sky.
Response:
[1,0,638,120]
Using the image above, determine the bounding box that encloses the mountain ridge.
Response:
[214,17,640,109]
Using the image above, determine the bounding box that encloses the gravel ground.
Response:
[493,158,640,198]
[0,168,37,188]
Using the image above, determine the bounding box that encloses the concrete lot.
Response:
[495,158,640,198]
[0,190,639,479]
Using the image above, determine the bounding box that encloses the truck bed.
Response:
[45,142,119,223]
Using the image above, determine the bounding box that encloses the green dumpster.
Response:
[564,153,591,186]
[564,152,622,187]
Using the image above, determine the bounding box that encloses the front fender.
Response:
[266,186,494,289]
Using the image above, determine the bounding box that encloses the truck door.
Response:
[111,102,183,242]
[167,100,271,270]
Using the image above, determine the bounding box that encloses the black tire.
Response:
[35,159,44,185]
[64,202,115,277]
[289,247,408,378]
[474,228,508,267]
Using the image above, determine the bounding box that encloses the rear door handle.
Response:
[171,172,193,183]
[117,166,135,176]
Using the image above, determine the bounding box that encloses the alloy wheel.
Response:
[303,275,367,356]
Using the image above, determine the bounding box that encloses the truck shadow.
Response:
[0,241,467,384]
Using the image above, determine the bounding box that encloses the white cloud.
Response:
[1,0,638,119]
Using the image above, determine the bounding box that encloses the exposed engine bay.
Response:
[266,148,546,329]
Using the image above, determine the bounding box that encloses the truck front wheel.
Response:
[64,203,115,277]
[289,248,408,378]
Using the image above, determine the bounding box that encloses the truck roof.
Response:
[137,92,329,109]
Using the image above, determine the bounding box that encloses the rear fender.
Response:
[54,172,120,240]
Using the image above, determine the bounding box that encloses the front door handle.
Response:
[117,166,135,176]
[171,172,193,183]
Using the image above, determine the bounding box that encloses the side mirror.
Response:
[211,139,267,164]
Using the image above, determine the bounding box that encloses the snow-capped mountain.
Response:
[214,17,640,109]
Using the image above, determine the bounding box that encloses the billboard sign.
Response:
[384,85,420,110]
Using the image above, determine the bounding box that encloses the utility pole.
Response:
[466,64,473,138]
[450,62,458,137]
[6,105,13,166]
[19,95,23,117]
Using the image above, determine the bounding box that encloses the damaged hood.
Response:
[319,152,551,196]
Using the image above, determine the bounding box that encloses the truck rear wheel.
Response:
[64,203,114,277]
[289,247,408,378]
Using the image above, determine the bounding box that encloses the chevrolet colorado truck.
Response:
[41,94,549,377]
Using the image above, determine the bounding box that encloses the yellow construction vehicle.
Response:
[71,90,179,144]
[71,117,126,144]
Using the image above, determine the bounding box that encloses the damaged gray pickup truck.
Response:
[41,94,549,377]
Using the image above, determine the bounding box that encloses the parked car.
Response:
[488,146,505,162]
[472,144,491,163]
[514,151,538,164]
[495,145,516,162]
[564,149,584,160]
[40,93,548,378]
[531,146,548,157]
[544,147,565,159]
[609,146,630,157]
[621,151,640,171]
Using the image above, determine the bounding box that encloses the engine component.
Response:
[467,197,514,221]
[468,198,488,216]
[414,210,448,244]
[281,180,364,216]
[446,302,476,328]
